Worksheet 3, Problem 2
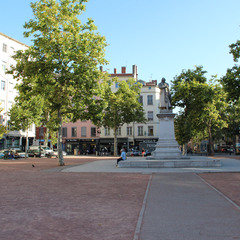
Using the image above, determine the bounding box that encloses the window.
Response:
[81,127,86,137]
[72,127,77,137]
[105,127,110,136]
[148,111,153,121]
[115,82,119,88]
[138,126,143,136]
[39,127,44,137]
[1,80,5,90]
[116,127,121,136]
[62,127,67,137]
[139,95,143,105]
[127,127,132,136]
[2,43,7,53]
[9,82,13,92]
[148,126,154,136]
[147,95,153,105]
[91,127,96,137]
[2,62,6,72]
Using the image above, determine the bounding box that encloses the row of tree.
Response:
[2,0,240,164]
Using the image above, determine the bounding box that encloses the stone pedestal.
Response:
[118,109,221,168]
[147,110,188,160]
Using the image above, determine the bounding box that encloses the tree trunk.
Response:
[57,109,64,166]
[113,127,118,157]
[25,129,29,159]
[44,112,50,147]
[208,121,214,156]
[182,143,187,155]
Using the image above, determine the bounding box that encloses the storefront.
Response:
[99,138,128,155]
[64,139,99,155]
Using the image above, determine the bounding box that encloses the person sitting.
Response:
[117,148,126,165]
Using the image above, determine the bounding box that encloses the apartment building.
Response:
[99,66,160,153]
[0,33,35,150]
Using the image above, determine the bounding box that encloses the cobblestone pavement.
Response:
[0,155,239,240]
[0,156,150,240]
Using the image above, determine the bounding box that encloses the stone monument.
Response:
[147,78,186,160]
[118,78,221,168]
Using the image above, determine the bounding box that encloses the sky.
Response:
[1,0,240,85]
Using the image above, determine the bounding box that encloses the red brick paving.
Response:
[1,156,240,239]
[199,172,240,208]
[0,157,150,240]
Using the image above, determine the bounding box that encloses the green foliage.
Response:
[0,104,7,138]
[8,0,108,165]
[221,39,240,102]
[172,66,228,155]
[97,78,146,156]
[9,95,44,131]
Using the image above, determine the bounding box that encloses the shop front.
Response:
[64,139,99,155]
[99,138,128,155]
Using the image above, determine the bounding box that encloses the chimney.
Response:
[114,68,117,74]
[132,65,138,79]
[121,66,126,74]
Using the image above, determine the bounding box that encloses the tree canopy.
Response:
[171,66,228,155]
[97,78,146,156]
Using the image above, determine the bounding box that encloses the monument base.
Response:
[118,158,221,168]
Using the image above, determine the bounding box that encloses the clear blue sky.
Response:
[1,0,240,84]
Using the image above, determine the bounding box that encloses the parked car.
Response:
[0,151,4,159]
[144,150,152,156]
[27,149,41,158]
[40,146,54,157]
[14,150,28,158]
[47,150,67,158]
[126,150,141,156]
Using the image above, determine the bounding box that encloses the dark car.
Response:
[144,150,152,156]
[27,149,41,157]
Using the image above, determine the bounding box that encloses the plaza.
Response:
[0,155,239,240]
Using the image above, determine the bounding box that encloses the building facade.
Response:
[61,120,101,155]
[99,65,160,154]
[0,33,35,150]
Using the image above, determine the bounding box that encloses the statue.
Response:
[158,78,171,110]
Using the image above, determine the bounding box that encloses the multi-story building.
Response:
[61,120,101,155]
[0,32,35,150]
[99,65,160,154]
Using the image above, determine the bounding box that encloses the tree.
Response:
[171,66,228,155]
[0,104,7,138]
[9,0,108,165]
[97,78,146,156]
[171,66,208,154]
[9,95,44,156]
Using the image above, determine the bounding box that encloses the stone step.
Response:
[118,159,221,168]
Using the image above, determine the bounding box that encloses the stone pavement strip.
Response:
[138,173,240,240]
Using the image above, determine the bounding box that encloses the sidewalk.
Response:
[137,173,240,240]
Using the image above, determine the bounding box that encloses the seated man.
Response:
[117,148,126,165]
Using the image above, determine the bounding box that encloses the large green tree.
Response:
[171,66,228,155]
[171,66,208,154]
[9,0,108,165]
[98,78,146,156]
